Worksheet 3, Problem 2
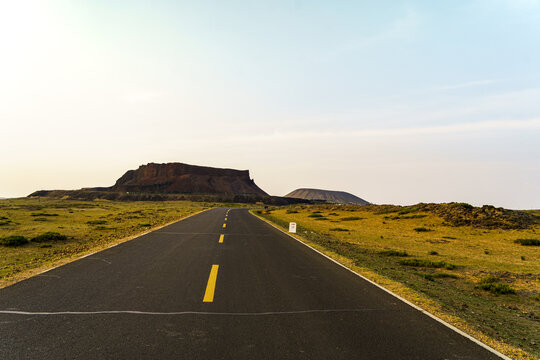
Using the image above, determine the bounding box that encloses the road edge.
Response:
[250,210,513,360]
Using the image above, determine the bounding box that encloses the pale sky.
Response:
[1,0,539,209]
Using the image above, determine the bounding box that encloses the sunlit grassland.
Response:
[0,198,220,288]
[257,205,540,360]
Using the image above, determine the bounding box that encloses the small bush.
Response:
[442,236,456,240]
[399,258,456,270]
[520,256,525,261]
[0,235,29,247]
[39,244,52,248]
[414,227,432,232]
[0,216,8,220]
[416,272,459,281]
[30,212,59,217]
[477,283,516,295]
[0,220,11,226]
[31,232,68,242]
[330,227,350,232]
[87,220,108,225]
[314,217,329,221]
[340,216,362,221]
[451,202,474,210]
[328,213,339,216]
[428,250,439,255]
[433,272,459,279]
[139,223,152,227]
[380,249,408,257]
[478,276,499,285]
[286,210,298,214]
[33,218,49,222]
[312,211,322,214]
[308,214,324,218]
[514,239,540,246]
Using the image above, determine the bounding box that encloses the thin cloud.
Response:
[225,118,540,143]
[437,79,503,91]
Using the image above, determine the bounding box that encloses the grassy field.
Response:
[0,198,221,288]
[257,204,540,360]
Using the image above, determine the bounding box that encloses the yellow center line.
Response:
[219,234,224,243]
[225,217,227,221]
[223,223,226,228]
[203,265,219,302]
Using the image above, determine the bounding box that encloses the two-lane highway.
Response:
[0,208,505,359]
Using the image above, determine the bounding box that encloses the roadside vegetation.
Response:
[256,204,540,360]
[0,198,220,288]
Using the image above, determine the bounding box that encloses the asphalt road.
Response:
[0,208,505,359]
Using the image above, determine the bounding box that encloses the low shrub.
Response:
[0,220,11,226]
[451,202,474,210]
[87,220,108,225]
[328,213,340,216]
[428,250,439,255]
[308,214,324,218]
[414,227,432,232]
[33,218,49,222]
[340,216,362,221]
[477,283,516,295]
[416,272,459,281]
[30,212,59,217]
[286,210,298,214]
[380,249,408,257]
[399,258,456,270]
[31,232,68,242]
[139,223,152,227]
[0,235,29,247]
[514,238,540,246]
[329,227,350,232]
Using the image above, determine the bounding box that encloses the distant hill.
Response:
[111,162,268,196]
[29,162,309,204]
[285,188,370,205]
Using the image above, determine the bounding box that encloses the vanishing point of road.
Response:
[0,208,507,359]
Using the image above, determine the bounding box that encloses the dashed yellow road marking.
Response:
[223,223,226,228]
[219,234,224,243]
[203,265,219,303]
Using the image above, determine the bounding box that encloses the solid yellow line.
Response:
[219,234,224,243]
[203,265,219,302]
[223,223,226,228]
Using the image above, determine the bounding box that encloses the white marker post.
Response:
[288,222,297,233]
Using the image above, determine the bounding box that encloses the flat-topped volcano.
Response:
[29,162,280,202]
[285,188,369,205]
[111,162,268,196]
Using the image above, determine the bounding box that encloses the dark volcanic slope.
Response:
[111,162,268,196]
[286,188,369,205]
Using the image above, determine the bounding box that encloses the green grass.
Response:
[329,227,350,232]
[0,235,29,247]
[31,232,68,242]
[86,220,107,225]
[0,198,221,286]
[340,216,362,221]
[514,239,540,246]
[379,249,408,256]
[399,258,456,270]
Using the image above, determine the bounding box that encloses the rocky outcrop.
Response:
[28,162,280,203]
[111,162,268,196]
[285,188,370,205]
